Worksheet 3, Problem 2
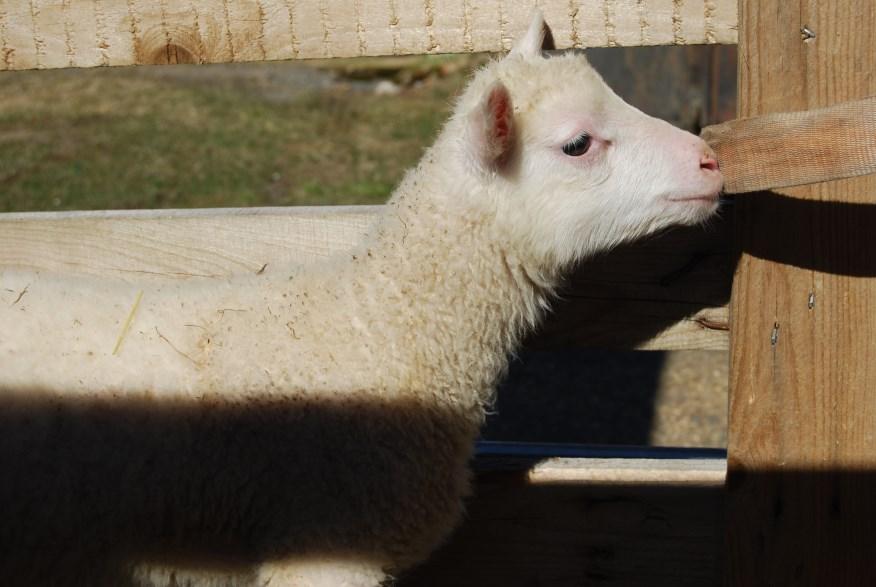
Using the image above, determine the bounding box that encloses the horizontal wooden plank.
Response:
[534,210,734,351]
[476,441,726,484]
[475,441,726,484]
[0,206,378,276]
[528,456,725,485]
[0,0,738,71]
[0,205,732,350]
[403,447,726,586]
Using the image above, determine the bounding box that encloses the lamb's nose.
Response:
[700,146,719,172]
[700,155,719,172]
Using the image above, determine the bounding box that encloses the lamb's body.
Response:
[0,13,722,586]
[1,138,548,586]
[3,142,540,405]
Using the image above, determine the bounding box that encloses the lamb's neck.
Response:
[362,149,558,407]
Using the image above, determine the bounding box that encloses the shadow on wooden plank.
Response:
[530,212,735,351]
[0,386,725,586]
[726,468,876,585]
[736,191,876,277]
[401,470,724,586]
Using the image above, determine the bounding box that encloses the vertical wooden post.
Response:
[728,1,876,584]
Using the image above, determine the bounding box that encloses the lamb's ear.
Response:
[466,81,515,174]
[510,9,546,58]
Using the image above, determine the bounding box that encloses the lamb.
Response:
[0,12,723,587]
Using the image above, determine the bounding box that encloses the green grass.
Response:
[0,60,469,212]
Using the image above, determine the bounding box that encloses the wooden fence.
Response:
[1,0,737,69]
[2,1,875,585]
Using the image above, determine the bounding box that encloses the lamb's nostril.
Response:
[700,156,719,172]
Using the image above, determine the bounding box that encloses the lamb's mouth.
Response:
[667,191,722,204]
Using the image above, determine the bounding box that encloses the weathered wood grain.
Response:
[0,206,378,277]
[0,0,738,71]
[403,450,725,586]
[727,1,876,585]
[0,205,733,351]
[702,97,876,194]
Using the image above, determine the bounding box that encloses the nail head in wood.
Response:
[770,322,780,346]
[801,26,816,42]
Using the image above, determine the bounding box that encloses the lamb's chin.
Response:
[667,194,721,224]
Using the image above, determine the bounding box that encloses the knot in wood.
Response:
[141,25,204,65]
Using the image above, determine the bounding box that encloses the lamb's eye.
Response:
[562,133,592,157]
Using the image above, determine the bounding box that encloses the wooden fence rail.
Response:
[403,443,726,586]
[0,206,732,350]
[1,0,738,70]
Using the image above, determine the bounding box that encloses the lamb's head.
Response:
[452,12,723,270]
